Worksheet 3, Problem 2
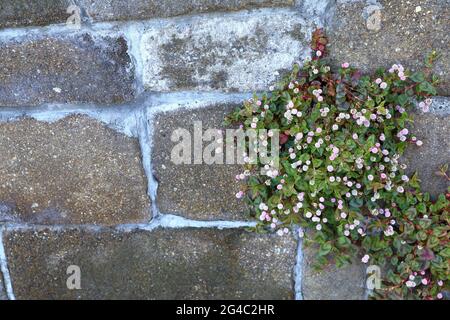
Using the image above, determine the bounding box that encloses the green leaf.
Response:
[410,71,426,83]
[439,247,450,258]
[318,243,332,256]
[397,94,409,106]
[312,159,323,168]
[416,202,427,214]
[417,81,437,95]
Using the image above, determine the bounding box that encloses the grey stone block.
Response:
[0,0,72,28]
[79,0,294,22]
[0,33,135,107]
[151,103,248,220]
[3,227,297,299]
[402,104,450,198]
[327,0,450,95]
[301,243,366,300]
[141,9,311,91]
[0,115,150,225]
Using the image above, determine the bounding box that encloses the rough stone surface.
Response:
[0,271,7,300]
[0,0,72,28]
[141,9,311,91]
[328,0,450,95]
[3,227,297,299]
[152,104,248,220]
[0,0,294,28]
[0,33,135,107]
[0,115,150,225]
[402,107,450,198]
[80,0,294,22]
[302,243,366,300]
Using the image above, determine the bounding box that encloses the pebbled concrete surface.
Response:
[0,33,135,107]
[141,9,311,92]
[151,103,248,220]
[3,227,297,300]
[0,115,150,225]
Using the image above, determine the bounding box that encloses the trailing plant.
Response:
[225,29,449,300]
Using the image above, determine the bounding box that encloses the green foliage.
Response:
[225,29,449,300]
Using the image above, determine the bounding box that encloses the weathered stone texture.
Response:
[402,100,450,198]
[3,228,297,299]
[141,9,310,91]
[0,33,135,107]
[0,115,150,225]
[328,0,450,95]
[0,0,72,28]
[0,1,294,28]
[302,243,366,300]
[152,104,248,220]
[0,272,7,300]
[80,0,295,22]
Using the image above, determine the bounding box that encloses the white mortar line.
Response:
[1,215,256,233]
[0,227,15,300]
[121,22,146,97]
[136,106,159,219]
[364,287,373,300]
[118,214,257,232]
[0,102,144,137]
[146,91,253,115]
[293,227,304,300]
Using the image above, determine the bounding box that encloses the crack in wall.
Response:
[294,227,304,300]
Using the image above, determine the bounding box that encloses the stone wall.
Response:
[0,0,448,300]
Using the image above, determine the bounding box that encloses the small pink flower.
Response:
[361,254,370,263]
[316,50,322,57]
[416,140,423,146]
[380,82,388,89]
[419,101,430,112]
[341,62,350,68]
[437,293,443,299]
[421,279,428,285]
[235,191,244,199]
[375,78,382,84]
